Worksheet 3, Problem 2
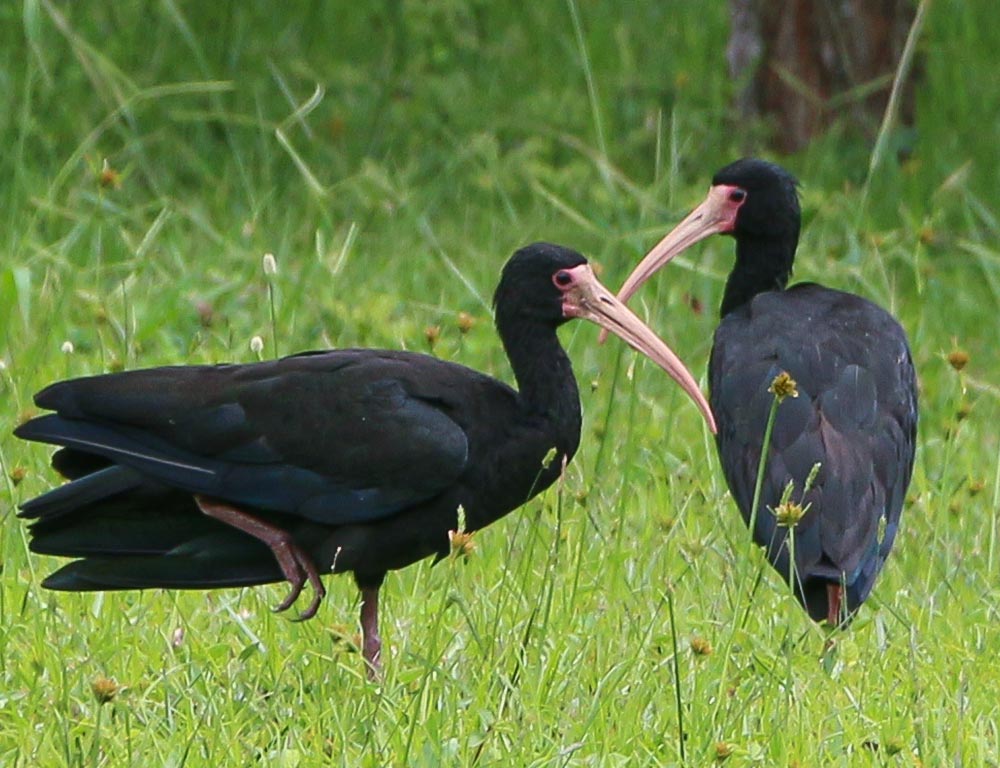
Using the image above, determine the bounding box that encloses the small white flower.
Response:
[262,252,278,276]
[250,335,265,354]
[61,341,75,354]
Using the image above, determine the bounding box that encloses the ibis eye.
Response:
[554,271,573,287]
[729,189,747,203]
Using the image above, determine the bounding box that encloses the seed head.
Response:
[61,340,75,355]
[448,505,475,558]
[262,252,278,276]
[91,677,119,704]
[690,636,713,656]
[448,528,476,559]
[98,159,122,189]
[456,311,475,334]
[9,466,26,486]
[250,335,265,355]
[768,371,798,401]
[714,742,734,761]
[195,300,214,328]
[541,447,559,470]
[773,500,807,528]
[803,462,822,493]
[948,349,969,371]
[424,325,441,349]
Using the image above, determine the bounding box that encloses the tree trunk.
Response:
[727,0,918,153]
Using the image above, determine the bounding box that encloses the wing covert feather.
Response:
[18,350,476,526]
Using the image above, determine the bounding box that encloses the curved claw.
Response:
[274,579,305,613]
[276,544,327,620]
[293,585,326,622]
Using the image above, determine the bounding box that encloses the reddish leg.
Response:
[194,495,326,620]
[360,586,382,680]
[826,583,843,627]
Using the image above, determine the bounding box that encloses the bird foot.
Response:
[270,539,327,621]
[194,495,326,620]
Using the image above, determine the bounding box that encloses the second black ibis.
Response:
[15,242,716,676]
[612,159,917,625]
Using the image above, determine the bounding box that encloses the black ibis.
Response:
[611,159,917,625]
[15,242,716,676]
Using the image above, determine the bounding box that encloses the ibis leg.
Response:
[194,495,326,620]
[826,583,843,626]
[360,586,382,679]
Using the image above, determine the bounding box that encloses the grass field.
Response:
[2,1,1000,764]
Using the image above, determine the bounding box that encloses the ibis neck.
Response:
[720,235,796,317]
[497,316,582,457]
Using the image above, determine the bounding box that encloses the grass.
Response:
[1,0,999,764]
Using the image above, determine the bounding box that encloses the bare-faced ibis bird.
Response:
[15,242,716,675]
[612,159,917,625]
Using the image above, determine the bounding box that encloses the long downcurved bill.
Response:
[562,264,717,433]
[617,184,736,306]
[598,184,737,346]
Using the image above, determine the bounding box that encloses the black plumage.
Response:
[612,159,917,625]
[16,242,715,675]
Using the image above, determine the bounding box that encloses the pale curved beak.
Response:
[617,185,736,306]
[562,264,716,433]
[598,185,736,346]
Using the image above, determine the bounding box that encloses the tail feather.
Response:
[15,462,287,592]
[23,482,285,589]
[42,535,282,591]
[29,499,221,557]
[52,448,113,480]
[16,419,310,594]
[14,414,226,497]
[19,465,144,520]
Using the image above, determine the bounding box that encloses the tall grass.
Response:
[1,1,999,764]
